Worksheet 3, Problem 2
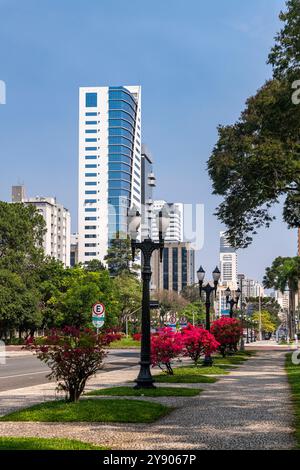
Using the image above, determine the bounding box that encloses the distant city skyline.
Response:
[0,0,297,282]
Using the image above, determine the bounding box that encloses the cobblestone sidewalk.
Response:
[0,351,296,450]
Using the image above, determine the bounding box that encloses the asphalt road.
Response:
[0,350,140,392]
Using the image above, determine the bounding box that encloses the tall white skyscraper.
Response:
[151,200,184,242]
[219,231,238,289]
[78,86,142,264]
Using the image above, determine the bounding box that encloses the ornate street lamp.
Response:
[128,206,169,389]
[225,287,241,318]
[197,265,221,366]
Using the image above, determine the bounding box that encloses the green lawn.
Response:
[0,437,108,450]
[108,337,140,349]
[86,386,202,397]
[0,399,170,424]
[213,354,250,365]
[285,353,300,449]
[154,367,219,384]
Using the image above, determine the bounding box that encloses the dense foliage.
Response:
[207,1,300,248]
[151,327,184,375]
[263,256,300,337]
[211,318,243,357]
[252,311,277,335]
[181,324,219,364]
[26,327,107,402]
[0,202,143,340]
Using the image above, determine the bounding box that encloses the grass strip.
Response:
[0,399,170,424]
[0,437,108,450]
[86,386,202,397]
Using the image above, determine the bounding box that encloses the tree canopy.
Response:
[207,0,300,248]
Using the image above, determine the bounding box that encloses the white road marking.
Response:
[0,371,47,379]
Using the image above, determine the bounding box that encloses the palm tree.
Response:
[263,257,300,339]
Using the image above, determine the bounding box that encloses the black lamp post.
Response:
[197,265,221,366]
[128,206,169,389]
[249,319,254,343]
[225,287,241,318]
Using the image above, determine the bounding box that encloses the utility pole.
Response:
[259,287,262,341]
[240,276,245,351]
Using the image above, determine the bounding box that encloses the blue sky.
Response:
[0,0,297,282]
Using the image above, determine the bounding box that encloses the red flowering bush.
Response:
[181,324,220,365]
[26,327,106,402]
[211,318,243,357]
[132,333,142,342]
[101,328,123,346]
[151,327,184,375]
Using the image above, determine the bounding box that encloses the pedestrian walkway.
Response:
[0,351,296,450]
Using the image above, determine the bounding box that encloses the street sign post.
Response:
[180,316,188,329]
[92,303,105,333]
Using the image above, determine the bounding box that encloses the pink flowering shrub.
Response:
[151,327,184,375]
[132,333,142,342]
[181,324,220,365]
[26,327,106,402]
[211,318,243,357]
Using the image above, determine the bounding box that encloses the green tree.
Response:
[0,269,41,340]
[247,297,281,327]
[84,259,106,272]
[180,301,205,326]
[36,257,70,328]
[0,202,45,267]
[263,257,300,337]
[268,0,300,79]
[181,285,200,303]
[104,235,139,277]
[113,273,142,330]
[207,1,300,248]
[49,268,119,329]
[154,290,188,326]
[252,310,277,335]
[0,202,46,339]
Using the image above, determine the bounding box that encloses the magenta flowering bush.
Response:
[151,327,184,375]
[26,326,106,402]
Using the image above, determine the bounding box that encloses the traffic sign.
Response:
[92,317,105,329]
[92,303,105,316]
[92,303,105,330]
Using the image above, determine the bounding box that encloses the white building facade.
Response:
[151,200,184,242]
[219,231,238,289]
[78,85,142,264]
[12,188,71,267]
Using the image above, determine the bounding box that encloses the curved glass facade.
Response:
[108,86,137,239]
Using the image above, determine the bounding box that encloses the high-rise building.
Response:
[78,85,142,265]
[237,276,265,300]
[12,185,26,203]
[151,200,183,242]
[70,233,79,267]
[219,231,238,289]
[141,145,156,240]
[12,187,71,267]
[151,242,195,294]
[274,290,290,312]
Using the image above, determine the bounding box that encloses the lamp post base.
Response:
[203,354,213,367]
[134,362,156,389]
[134,380,156,390]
